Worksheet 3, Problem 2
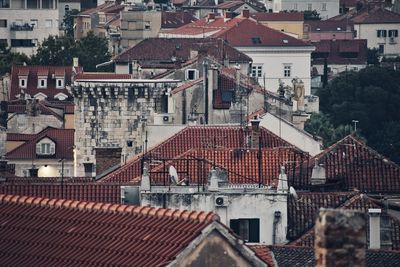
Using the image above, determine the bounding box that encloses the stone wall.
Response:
[72,82,173,177]
[7,114,63,134]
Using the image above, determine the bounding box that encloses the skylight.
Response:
[282,39,289,44]
[251,37,262,44]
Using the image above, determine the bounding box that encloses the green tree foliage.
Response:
[304,10,321,20]
[316,66,400,162]
[0,48,30,76]
[62,9,80,38]
[31,32,112,72]
[304,112,352,147]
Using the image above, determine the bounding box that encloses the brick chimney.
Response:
[224,12,233,22]
[95,147,122,176]
[315,209,366,267]
[242,8,250,18]
[208,13,216,22]
[250,118,261,148]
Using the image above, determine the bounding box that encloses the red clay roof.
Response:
[171,78,203,95]
[5,127,74,160]
[312,39,368,65]
[0,183,121,204]
[6,133,35,142]
[114,38,251,64]
[252,12,304,21]
[307,135,400,193]
[162,10,197,29]
[10,65,75,101]
[213,19,312,47]
[305,20,354,32]
[250,246,276,267]
[330,6,400,24]
[0,194,218,266]
[216,0,244,9]
[99,125,298,183]
[7,100,65,120]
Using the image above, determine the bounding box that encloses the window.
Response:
[0,0,10,8]
[30,19,38,28]
[144,21,151,30]
[354,30,357,38]
[293,3,297,10]
[252,65,263,78]
[0,19,7,27]
[322,3,327,11]
[185,69,199,80]
[19,78,27,88]
[56,78,64,89]
[45,19,52,28]
[378,44,384,54]
[389,30,398,38]
[38,78,47,88]
[65,4,70,12]
[251,37,262,44]
[27,0,38,9]
[377,30,387,38]
[283,65,291,77]
[36,140,55,155]
[83,163,93,177]
[307,3,312,11]
[11,39,34,47]
[230,219,260,243]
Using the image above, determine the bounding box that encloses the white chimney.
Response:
[368,208,381,249]
[311,160,326,185]
[140,162,151,191]
[73,57,79,68]
[277,166,288,192]
[208,169,219,192]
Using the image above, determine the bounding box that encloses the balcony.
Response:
[10,23,34,31]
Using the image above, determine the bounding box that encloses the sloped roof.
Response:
[312,39,368,65]
[10,65,75,101]
[305,20,354,32]
[162,10,197,29]
[252,12,304,22]
[7,100,65,121]
[252,245,400,267]
[213,19,312,47]
[307,135,400,193]
[114,38,251,64]
[330,6,400,24]
[0,194,218,267]
[5,127,74,160]
[74,73,132,80]
[0,183,121,204]
[290,193,400,250]
[99,125,298,183]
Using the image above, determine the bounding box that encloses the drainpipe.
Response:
[369,208,381,249]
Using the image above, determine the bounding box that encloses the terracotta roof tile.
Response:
[0,193,218,266]
[99,125,299,183]
[5,127,74,160]
[306,20,354,32]
[312,39,367,65]
[10,65,75,101]
[330,7,400,24]
[171,78,203,95]
[74,73,132,80]
[162,10,197,29]
[249,245,276,267]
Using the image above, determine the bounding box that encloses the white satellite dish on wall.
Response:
[169,165,179,185]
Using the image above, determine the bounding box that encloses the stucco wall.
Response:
[7,113,63,134]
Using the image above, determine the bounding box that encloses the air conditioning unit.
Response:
[162,115,173,124]
[215,196,229,207]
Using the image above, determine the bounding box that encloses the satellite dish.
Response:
[169,165,179,185]
[289,186,298,200]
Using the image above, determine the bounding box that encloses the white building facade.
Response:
[265,0,340,20]
[0,0,80,55]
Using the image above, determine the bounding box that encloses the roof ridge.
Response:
[0,194,219,222]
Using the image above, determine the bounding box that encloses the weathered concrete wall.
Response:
[177,230,252,267]
[141,189,288,245]
[7,114,63,134]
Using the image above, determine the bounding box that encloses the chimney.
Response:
[277,166,288,192]
[242,8,250,18]
[95,147,122,176]
[315,209,366,267]
[208,13,215,22]
[224,12,233,22]
[250,118,260,148]
[208,169,219,191]
[73,57,79,68]
[311,160,326,185]
[140,162,151,191]
[368,208,381,249]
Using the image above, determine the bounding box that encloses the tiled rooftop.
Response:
[0,194,217,266]
[162,10,197,29]
[99,125,297,183]
[6,127,74,160]
[330,6,400,24]
[312,39,368,65]
[10,65,76,101]
[252,12,304,21]
[74,73,132,80]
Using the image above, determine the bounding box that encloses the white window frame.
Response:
[56,78,64,89]
[322,3,327,11]
[307,3,312,11]
[283,64,292,78]
[36,139,55,155]
[19,77,27,88]
[185,69,199,80]
[251,65,263,78]
[38,78,47,88]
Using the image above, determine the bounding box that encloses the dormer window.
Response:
[36,138,55,156]
[19,77,27,88]
[185,69,199,80]
[38,78,47,88]
[56,78,64,89]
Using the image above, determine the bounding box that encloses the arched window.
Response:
[65,4,70,12]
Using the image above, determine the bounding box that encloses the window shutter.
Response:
[383,30,387,37]
[36,143,41,154]
[50,143,55,154]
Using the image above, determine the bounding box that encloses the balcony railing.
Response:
[10,23,34,31]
